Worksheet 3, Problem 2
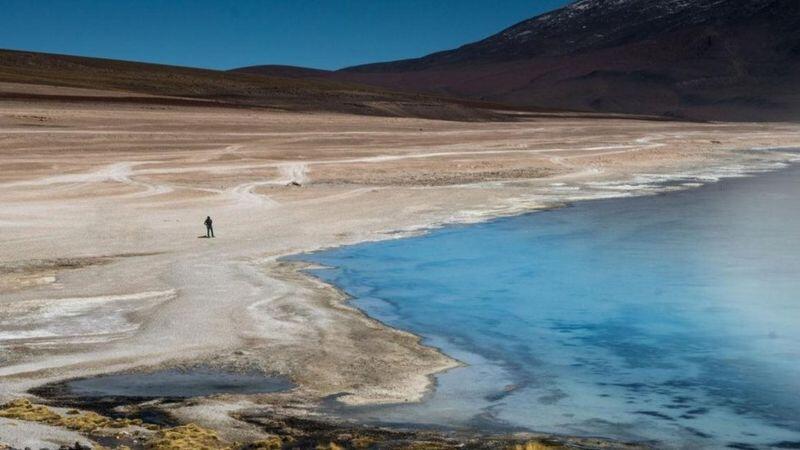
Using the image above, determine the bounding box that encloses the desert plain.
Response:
[1,81,800,448]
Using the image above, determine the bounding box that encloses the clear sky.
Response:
[1,0,571,70]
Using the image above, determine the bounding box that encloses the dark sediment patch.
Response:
[662,403,689,410]
[633,411,675,421]
[235,409,647,450]
[5,393,647,450]
[727,443,760,450]
[29,379,180,427]
[62,368,293,398]
[29,367,294,426]
[684,427,712,439]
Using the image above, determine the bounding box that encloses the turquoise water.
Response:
[298,163,800,449]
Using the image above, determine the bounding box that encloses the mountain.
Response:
[331,0,800,121]
[0,49,515,121]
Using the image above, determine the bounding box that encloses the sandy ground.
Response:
[2,90,800,445]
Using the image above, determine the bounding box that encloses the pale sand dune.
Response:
[1,96,800,441]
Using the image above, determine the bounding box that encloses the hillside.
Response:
[332,0,800,121]
[0,49,508,121]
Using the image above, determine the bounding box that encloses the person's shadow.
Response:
[198,235,211,239]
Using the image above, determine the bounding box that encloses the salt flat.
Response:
[1,86,799,444]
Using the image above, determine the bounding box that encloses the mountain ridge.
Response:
[0,48,521,121]
[235,0,799,122]
[333,0,800,121]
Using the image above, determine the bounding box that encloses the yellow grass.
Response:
[316,443,345,450]
[145,423,228,450]
[0,398,144,433]
[0,399,61,424]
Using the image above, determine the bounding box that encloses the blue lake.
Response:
[297,161,800,449]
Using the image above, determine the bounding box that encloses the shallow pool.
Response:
[65,368,293,398]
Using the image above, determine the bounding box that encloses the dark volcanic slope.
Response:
[336,0,800,121]
[0,49,508,121]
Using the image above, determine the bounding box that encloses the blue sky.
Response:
[0,1,570,70]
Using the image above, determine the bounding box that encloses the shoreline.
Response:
[8,153,800,396]
[266,154,800,448]
[14,148,798,450]
[277,147,798,382]
[2,98,800,448]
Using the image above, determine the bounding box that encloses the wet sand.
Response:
[1,82,800,446]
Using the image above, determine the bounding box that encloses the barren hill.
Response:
[0,49,508,121]
[247,0,800,122]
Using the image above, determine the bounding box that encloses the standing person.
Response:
[204,216,214,238]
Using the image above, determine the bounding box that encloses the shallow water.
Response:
[66,368,293,398]
[298,163,800,449]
